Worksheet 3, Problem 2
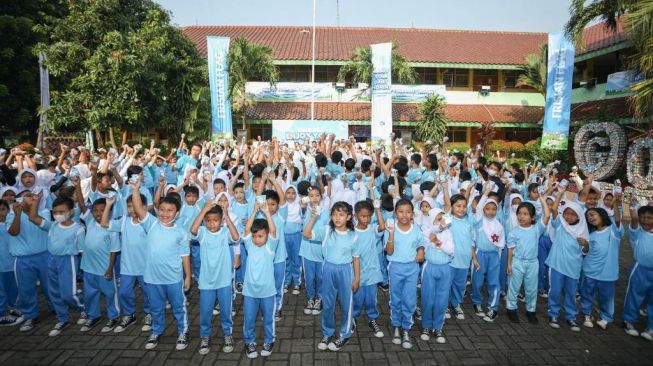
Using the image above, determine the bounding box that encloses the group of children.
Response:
[1,133,652,359]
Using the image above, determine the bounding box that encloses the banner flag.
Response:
[371,43,393,146]
[207,36,233,139]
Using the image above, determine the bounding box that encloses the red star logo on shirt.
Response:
[491,234,500,243]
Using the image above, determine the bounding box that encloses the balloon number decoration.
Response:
[624,136,653,204]
[573,122,627,180]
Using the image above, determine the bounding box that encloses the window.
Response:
[314,65,340,83]
[503,70,520,88]
[442,69,469,88]
[447,127,468,143]
[248,125,272,140]
[413,67,437,85]
[503,128,539,144]
[473,69,499,91]
[278,65,311,82]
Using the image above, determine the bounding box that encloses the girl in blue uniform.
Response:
[580,199,622,330]
[385,198,425,350]
[299,186,328,315]
[304,201,360,352]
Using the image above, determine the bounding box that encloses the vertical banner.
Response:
[207,36,233,140]
[371,42,393,146]
[541,32,575,150]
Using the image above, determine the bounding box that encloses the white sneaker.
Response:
[596,318,608,330]
[141,314,152,332]
[641,329,653,341]
[19,318,35,332]
[582,315,593,328]
[453,306,465,320]
[76,311,88,325]
[624,321,640,337]
[48,322,69,337]
[292,285,300,295]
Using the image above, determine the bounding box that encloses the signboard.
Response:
[246,82,334,101]
[370,42,393,146]
[207,36,233,139]
[391,85,446,102]
[272,120,349,141]
[606,71,644,93]
[541,32,575,150]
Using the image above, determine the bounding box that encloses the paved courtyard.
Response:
[1,236,652,366]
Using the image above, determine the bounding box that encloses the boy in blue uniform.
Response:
[191,200,240,355]
[242,202,279,359]
[130,180,192,351]
[27,196,86,336]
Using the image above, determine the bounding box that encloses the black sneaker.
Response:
[145,334,160,350]
[369,319,384,338]
[48,321,69,337]
[176,332,190,351]
[351,318,357,333]
[114,315,136,333]
[549,316,560,329]
[199,337,210,355]
[80,317,101,332]
[401,330,412,349]
[312,298,322,315]
[567,320,581,332]
[483,309,498,322]
[304,299,315,315]
[473,304,485,317]
[327,337,349,351]
[101,318,119,333]
[76,311,88,325]
[526,311,538,324]
[317,336,331,351]
[506,309,519,323]
[141,314,152,332]
[261,342,274,356]
[0,315,20,326]
[378,283,389,292]
[392,327,401,345]
[274,310,282,322]
[517,293,525,302]
[223,335,234,353]
[414,306,422,321]
[433,329,446,344]
[420,328,430,341]
[235,282,244,294]
[245,343,258,358]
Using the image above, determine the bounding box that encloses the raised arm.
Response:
[130,179,147,220]
[613,194,622,228]
[100,196,116,228]
[539,192,551,226]
[71,176,87,214]
[191,200,213,236]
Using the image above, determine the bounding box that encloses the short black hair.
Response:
[355,200,373,214]
[297,180,311,196]
[234,182,245,191]
[92,198,108,210]
[638,205,653,218]
[394,162,409,177]
[0,200,8,210]
[161,195,181,211]
[264,189,280,204]
[184,185,200,196]
[127,165,143,177]
[213,178,226,186]
[315,153,328,168]
[344,158,356,171]
[251,218,270,234]
[331,151,343,164]
[52,197,74,210]
[206,205,224,218]
[410,153,421,165]
[394,198,413,212]
[126,193,147,204]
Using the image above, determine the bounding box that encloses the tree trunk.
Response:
[108,127,116,148]
[121,131,127,147]
[94,129,104,148]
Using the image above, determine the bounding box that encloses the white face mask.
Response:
[488,169,498,177]
[53,211,71,223]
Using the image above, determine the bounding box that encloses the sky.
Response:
[155,0,573,33]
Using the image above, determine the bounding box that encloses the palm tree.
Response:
[565,0,635,45]
[183,86,211,142]
[337,41,417,85]
[416,95,448,143]
[228,37,279,131]
[515,44,548,96]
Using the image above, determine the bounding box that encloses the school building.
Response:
[181,20,633,146]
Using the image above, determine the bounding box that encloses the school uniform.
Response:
[623,226,653,328]
[195,226,238,338]
[538,233,553,292]
[231,199,254,285]
[141,213,190,337]
[449,215,474,308]
[179,202,202,280]
[506,221,546,312]
[242,233,279,345]
[385,224,425,331]
[39,219,86,323]
[471,199,504,312]
[0,222,18,314]
[271,206,288,311]
[284,199,303,288]
[300,209,328,301]
[421,229,454,331]
[353,226,383,321]
[6,209,53,320]
[79,211,121,321]
[311,225,359,339]
[107,216,150,317]
[580,224,623,323]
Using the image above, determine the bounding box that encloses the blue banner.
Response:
[606,70,644,93]
[541,32,575,150]
[207,36,233,139]
[371,43,393,146]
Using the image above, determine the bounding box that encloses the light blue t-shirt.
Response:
[473,218,502,253]
[299,209,329,262]
[195,226,237,290]
[385,224,425,263]
[80,211,121,276]
[273,206,288,263]
[121,186,153,208]
[407,167,425,185]
[546,217,585,279]
[628,226,653,268]
[6,210,50,257]
[0,223,13,272]
[450,215,474,269]
[312,225,360,265]
[141,213,190,285]
[108,216,148,276]
[90,189,126,219]
[40,220,85,256]
[231,199,254,231]
[243,233,279,298]
[583,224,623,281]
[507,221,546,260]
[179,203,201,232]
[355,226,383,286]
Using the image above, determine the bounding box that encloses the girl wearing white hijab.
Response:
[545,189,590,331]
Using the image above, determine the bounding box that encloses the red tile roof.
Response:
[578,18,627,55]
[182,26,547,65]
[245,102,544,123]
[571,97,632,120]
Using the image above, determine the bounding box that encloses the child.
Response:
[283,185,303,294]
[27,196,86,336]
[420,208,454,343]
[230,181,254,292]
[352,200,386,338]
[176,184,203,281]
[538,196,555,298]
[0,199,19,325]
[622,204,653,340]
[242,203,279,359]
[299,186,328,315]
[191,200,240,355]
[501,193,523,295]
[304,201,360,352]
[506,194,550,324]
[129,180,192,351]
[448,193,473,320]
[546,190,589,331]
[100,194,152,333]
[581,201,622,330]
[471,183,504,322]
[385,199,425,349]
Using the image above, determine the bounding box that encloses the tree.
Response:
[416,95,448,143]
[516,44,548,96]
[228,37,279,132]
[35,0,204,143]
[477,120,496,152]
[337,42,417,85]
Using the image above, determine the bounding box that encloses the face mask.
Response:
[160,212,180,226]
[53,212,71,223]
[488,169,498,177]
